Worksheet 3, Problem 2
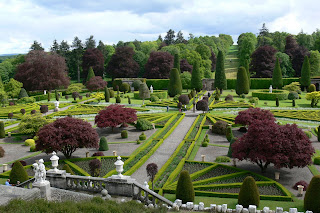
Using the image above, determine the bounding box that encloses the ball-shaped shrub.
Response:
[20,109,26,115]
[8,113,13,119]
[24,139,35,146]
[121,130,128,138]
[139,132,146,140]
[63,164,75,175]
[201,142,208,147]
[136,139,141,144]
[240,94,246,99]
[99,137,109,151]
[40,105,48,114]
[31,110,36,114]
[136,119,153,131]
[72,92,79,100]
[288,91,299,100]
[30,145,36,152]
[109,89,115,98]
[0,146,5,158]
[89,159,101,177]
[178,95,190,105]
[196,100,208,112]
[308,84,316,92]
[238,176,260,207]
[176,170,195,203]
[116,96,121,103]
[120,83,130,93]
[248,97,259,105]
[177,102,183,109]
[92,151,104,157]
[293,180,308,191]
[314,156,320,165]
[79,95,83,100]
[225,94,234,102]
[65,95,69,100]
[9,161,29,184]
[304,175,320,212]
[212,120,228,135]
[132,80,142,91]
[150,95,159,102]
[215,156,231,163]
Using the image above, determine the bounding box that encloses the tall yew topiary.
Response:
[304,175,320,213]
[236,67,249,95]
[215,50,227,93]
[104,86,110,102]
[139,83,150,105]
[300,56,311,91]
[176,170,195,203]
[99,137,109,151]
[244,59,251,87]
[272,58,283,89]
[168,68,182,97]
[55,89,59,101]
[86,67,95,83]
[0,121,5,138]
[18,88,29,99]
[174,53,181,72]
[191,60,202,92]
[238,176,260,208]
[9,161,29,184]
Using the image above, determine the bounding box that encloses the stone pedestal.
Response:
[54,107,59,112]
[32,181,51,200]
[106,175,135,197]
[46,169,67,189]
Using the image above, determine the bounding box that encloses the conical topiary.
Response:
[63,164,75,175]
[104,86,110,102]
[55,89,59,101]
[272,58,283,89]
[226,125,234,142]
[244,59,251,87]
[300,56,311,91]
[304,175,320,213]
[227,137,237,158]
[18,88,29,99]
[99,137,109,151]
[191,60,202,92]
[9,161,29,184]
[236,67,249,95]
[176,170,195,203]
[86,67,95,83]
[0,121,5,138]
[174,53,181,72]
[168,68,182,97]
[238,176,260,208]
[139,83,150,105]
[215,50,227,93]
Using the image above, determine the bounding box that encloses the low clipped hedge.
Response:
[133,90,167,100]
[146,79,170,90]
[227,78,299,89]
[252,89,289,100]
[314,156,320,165]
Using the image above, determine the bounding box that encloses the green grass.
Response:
[208,143,229,148]
[164,194,304,211]
[224,45,239,79]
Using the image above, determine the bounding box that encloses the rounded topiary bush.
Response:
[9,161,29,184]
[30,145,36,152]
[139,132,146,140]
[109,89,115,98]
[31,110,36,114]
[314,156,320,165]
[116,96,121,103]
[304,175,320,213]
[24,139,35,146]
[136,139,141,144]
[99,137,109,151]
[288,91,299,100]
[293,180,308,191]
[215,156,231,163]
[40,105,49,114]
[0,146,5,158]
[120,83,130,93]
[212,120,228,135]
[176,170,195,204]
[178,95,190,105]
[238,176,260,208]
[20,109,26,115]
[89,159,101,177]
[121,130,128,138]
[308,84,316,93]
[150,95,159,102]
[92,151,104,157]
[63,164,75,175]
[136,119,153,131]
[225,94,234,102]
[201,142,208,147]
[252,89,289,100]
[132,80,142,91]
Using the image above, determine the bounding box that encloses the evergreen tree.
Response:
[244,59,251,87]
[272,58,283,89]
[9,161,29,184]
[55,89,59,101]
[236,67,249,95]
[50,39,59,53]
[214,50,227,93]
[191,60,202,91]
[304,175,320,212]
[104,86,110,102]
[86,67,95,83]
[99,137,109,151]
[18,88,29,99]
[164,29,175,45]
[176,170,195,203]
[300,56,311,91]
[139,83,150,105]
[0,121,5,138]
[174,53,180,72]
[0,75,3,90]
[238,176,260,208]
[168,68,182,97]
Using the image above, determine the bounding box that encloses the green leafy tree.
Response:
[0,90,8,107]
[0,75,3,90]
[18,114,50,136]
[164,29,175,45]
[4,78,23,100]
[139,83,150,105]
[30,40,44,51]
[71,36,84,83]
[309,50,320,77]
[272,58,283,89]
[275,52,295,77]
[300,56,311,91]
[238,176,260,207]
[214,50,227,93]
[86,67,95,83]
[176,170,195,203]
[236,67,249,95]
[168,68,182,97]
[104,86,110,102]
[180,72,192,91]
[191,60,202,91]
[9,161,29,184]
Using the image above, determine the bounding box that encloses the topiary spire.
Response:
[191,60,202,92]
[174,53,181,72]
[272,57,283,89]
[238,176,260,207]
[104,86,110,102]
[300,56,311,91]
[168,68,182,97]
[176,170,195,203]
[214,50,227,93]
[236,66,249,95]
[18,88,29,99]
[9,161,29,184]
[304,175,320,212]
[86,67,95,83]
[0,121,5,138]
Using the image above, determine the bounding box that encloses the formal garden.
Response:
[1,30,320,212]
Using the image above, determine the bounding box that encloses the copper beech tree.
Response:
[232,120,315,173]
[85,76,107,91]
[36,117,99,158]
[234,107,276,127]
[95,104,137,131]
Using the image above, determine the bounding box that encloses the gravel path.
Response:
[131,113,198,184]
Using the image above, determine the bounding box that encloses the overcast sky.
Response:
[0,0,319,55]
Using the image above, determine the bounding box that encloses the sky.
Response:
[0,0,319,55]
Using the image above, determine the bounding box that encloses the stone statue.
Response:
[32,163,39,183]
[38,159,46,183]
[269,85,272,93]
[44,90,46,95]
[54,101,60,112]
[150,85,153,93]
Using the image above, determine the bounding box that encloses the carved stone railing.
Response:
[16,178,35,189]
[66,175,107,192]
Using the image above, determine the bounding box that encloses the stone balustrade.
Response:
[16,178,35,189]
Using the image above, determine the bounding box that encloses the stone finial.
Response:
[236,204,243,213]
[175,199,182,207]
[276,207,283,213]
[186,202,194,210]
[199,202,205,211]
[193,205,199,211]
[289,208,297,213]
[114,156,124,177]
[144,181,149,189]
[249,205,257,213]
[222,204,228,213]
[263,207,270,213]
[217,205,222,212]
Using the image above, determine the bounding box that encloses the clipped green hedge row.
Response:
[146,79,170,90]
[227,78,299,90]
[32,93,56,102]
[252,89,289,100]
[134,90,168,100]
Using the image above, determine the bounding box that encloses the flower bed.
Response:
[193,166,239,182]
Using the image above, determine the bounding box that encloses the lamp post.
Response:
[50,151,59,172]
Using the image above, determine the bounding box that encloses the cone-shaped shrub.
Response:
[105,87,110,102]
[236,67,249,95]
[168,68,182,97]
[272,58,283,89]
[176,170,195,203]
[304,175,320,213]
[227,137,237,158]
[19,88,29,99]
[99,137,109,151]
[276,97,279,107]
[300,56,311,91]
[139,132,146,140]
[174,53,180,72]
[139,83,150,105]
[116,96,121,103]
[191,60,202,92]
[55,89,59,101]
[238,176,260,208]
[244,59,251,87]
[226,125,234,142]
[215,50,227,92]
[9,161,29,184]
[121,130,128,138]
[86,67,95,83]
[63,164,75,175]
[0,121,5,138]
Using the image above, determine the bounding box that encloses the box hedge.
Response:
[134,90,167,100]
[252,89,289,100]
[227,78,299,89]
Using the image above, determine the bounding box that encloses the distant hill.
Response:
[0,54,23,63]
